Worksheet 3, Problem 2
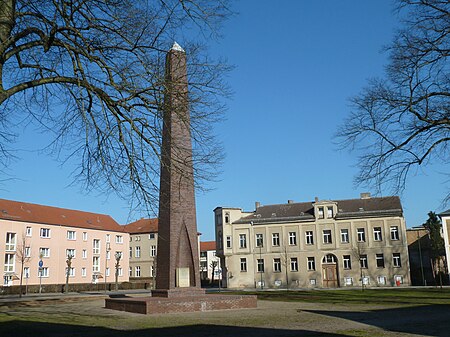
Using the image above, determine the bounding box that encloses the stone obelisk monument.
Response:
[152,42,203,297]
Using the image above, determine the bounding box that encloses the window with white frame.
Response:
[226,236,232,248]
[390,226,399,240]
[239,234,247,248]
[118,268,123,277]
[323,230,332,244]
[135,236,141,241]
[393,253,401,267]
[106,267,110,277]
[340,228,349,243]
[25,246,31,258]
[272,233,280,246]
[377,276,386,285]
[66,267,75,277]
[273,258,281,272]
[343,255,351,269]
[307,257,315,271]
[93,239,100,255]
[289,232,297,246]
[359,254,368,269]
[290,257,298,271]
[318,207,324,219]
[67,230,76,240]
[129,247,132,258]
[116,235,123,244]
[225,212,230,224]
[82,249,87,259]
[240,258,247,272]
[66,249,76,258]
[373,227,382,241]
[376,253,385,268]
[135,246,141,258]
[129,267,132,277]
[149,233,155,239]
[24,267,30,278]
[344,277,353,286]
[106,250,110,260]
[39,247,50,258]
[151,245,157,257]
[82,232,88,241]
[106,234,110,243]
[357,228,366,242]
[327,207,334,218]
[150,266,155,277]
[4,253,15,272]
[305,231,314,245]
[40,267,49,277]
[257,259,264,272]
[26,227,32,237]
[5,232,16,251]
[93,256,100,272]
[40,228,51,238]
[256,233,264,247]
[81,268,87,277]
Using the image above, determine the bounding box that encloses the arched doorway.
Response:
[322,254,339,288]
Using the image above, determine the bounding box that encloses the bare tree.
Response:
[15,232,30,297]
[0,0,231,215]
[210,260,217,285]
[337,0,450,204]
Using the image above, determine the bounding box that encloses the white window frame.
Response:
[239,234,247,248]
[305,231,314,245]
[257,258,264,273]
[40,267,49,277]
[66,249,76,258]
[82,232,88,241]
[323,230,332,244]
[289,232,297,246]
[151,245,157,257]
[343,255,351,269]
[360,254,368,269]
[26,227,32,237]
[307,257,315,271]
[67,230,76,240]
[240,258,247,272]
[135,246,141,258]
[272,233,280,246]
[4,253,15,272]
[393,253,401,267]
[327,207,334,218]
[340,228,349,243]
[93,239,100,255]
[357,228,366,242]
[115,235,123,244]
[376,253,385,268]
[226,236,232,248]
[273,258,281,272]
[390,226,400,240]
[82,249,87,259]
[39,247,50,258]
[256,233,264,247]
[5,232,16,251]
[290,257,298,271]
[40,228,51,238]
[373,227,382,241]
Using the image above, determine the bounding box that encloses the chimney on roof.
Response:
[360,192,371,199]
[314,197,319,203]
[287,200,294,204]
[255,201,260,209]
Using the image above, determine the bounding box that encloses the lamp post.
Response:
[105,243,111,292]
[65,252,73,293]
[114,251,121,291]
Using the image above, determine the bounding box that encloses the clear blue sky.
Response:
[2,0,448,240]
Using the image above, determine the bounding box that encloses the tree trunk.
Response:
[0,0,15,44]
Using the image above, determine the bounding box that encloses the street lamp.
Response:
[114,251,121,291]
[65,252,74,293]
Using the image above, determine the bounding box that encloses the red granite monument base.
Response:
[105,294,257,314]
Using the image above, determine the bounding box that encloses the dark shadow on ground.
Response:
[0,321,346,337]
[302,304,450,336]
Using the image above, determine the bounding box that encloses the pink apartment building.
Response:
[0,199,129,288]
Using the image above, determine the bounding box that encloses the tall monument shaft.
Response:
[154,43,202,295]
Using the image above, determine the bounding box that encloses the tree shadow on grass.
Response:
[302,304,450,336]
[0,320,346,337]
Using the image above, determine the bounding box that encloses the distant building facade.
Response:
[123,218,158,280]
[200,241,221,283]
[0,199,129,288]
[406,227,435,286]
[215,194,410,289]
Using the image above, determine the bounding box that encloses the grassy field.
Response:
[1,288,450,336]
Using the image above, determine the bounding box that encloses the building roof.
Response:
[0,198,125,232]
[200,241,216,252]
[234,196,403,224]
[123,218,158,234]
[439,209,450,217]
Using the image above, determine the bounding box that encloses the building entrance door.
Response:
[322,254,339,288]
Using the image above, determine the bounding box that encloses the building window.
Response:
[40,228,51,238]
[24,267,30,278]
[66,249,76,258]
[377,276,386,285]
[106,250,110,260]
[359,254,368,269]
[135,266,141,277]
[376,253,385,268]
[393,253,402,267]
[66,267,75,277]
[39,267,49,277]
[135,246,141,258]
[256,233,264,247]
[273,258,281,272]
[93,256,100,272]
[343,255,351,269]
[26,227,32,237]
[305,231,314,245]
[239,234,247,248]
[225,212,230,224]
[135,236,141,241]
[82,249,87,259]
[357,228,366,242]
[129,247,133,258]
[323,230,332,244]
[82,268,87,277]
[373,227,382,241]
[82,232,87,241]
[307,257,315,271]
[115,235,123,244]
[151,245,157,257]
[226,236,232,248]
[149,233,155,239]
[327,207,334,218]
[5,233,16,251]
[318,207,324,219]
[39,247,50,258]
[290,257,298,271]
[4,253,15,272]
[257,259,264,273]
[289,232,297,246]
[272,233,280,246]
[129,267,132,277]
[118,268,123,277]
[344,277,353,286]
[340,229,349,243]
[67,230,76,240]
[93,239,100,255]
[390,226,399,240]
[25,247,31,258]
[240,258,247,272]
[150,266,155,277]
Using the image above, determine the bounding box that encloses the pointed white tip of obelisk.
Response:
[171,41,185,52]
